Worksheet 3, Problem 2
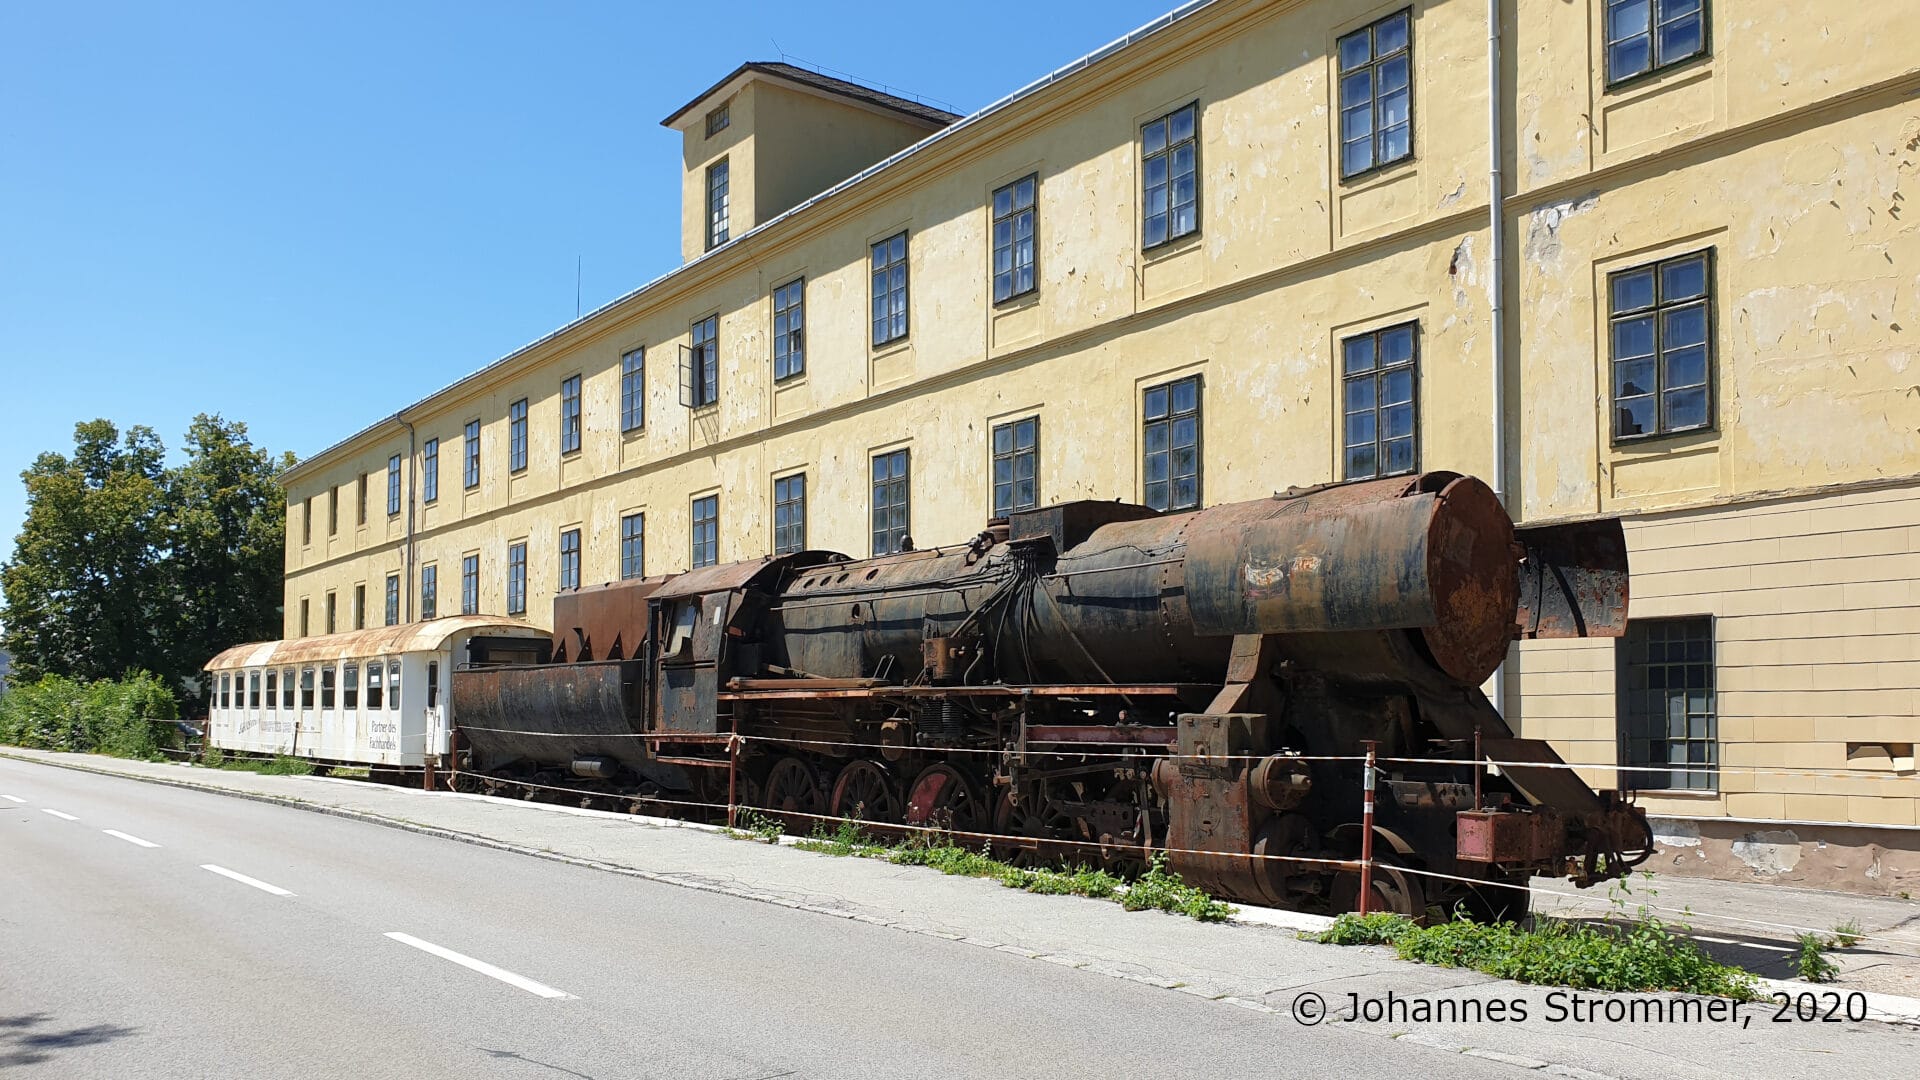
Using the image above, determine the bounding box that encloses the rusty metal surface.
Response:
[1023,724,1177,745]
[552,575,673,660]
[207,616,547,670]
[1515,517,1630,640]
[1008,499,1161,553]
[1456,809,1569,864]
[1482,737,1606,812]
[453,659,643,768]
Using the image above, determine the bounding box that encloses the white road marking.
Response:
[41,808,78,821]
[384,932,575,999]
[2,794,26,803]
[1691,933,1793,954]
[103,829,160,848]
[201,864,295,896]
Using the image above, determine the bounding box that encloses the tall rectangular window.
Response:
[1143,377,1201,512]
[506,542,527,616]
[422,438,439,503]
[684,315,719,408]
[992,417,1039,518]
[871,449,911,556]
[1618,617,1717,791]
[559,528,581,592]
[386,454,402,516]
[509,399,529,472]
[1610,250,1712,440]
[1141,104,1198,248]
[384,574,400,626]
[706,158,730,250]
[992,174,1038,302]
[357,473,368,525]
[773,473,806,556]
[464,420,481,488]
[773,279,805,380]
[325,592,336,634]
[1605,0,1707,86]
[420,564,437,620]
[620,513,645,580]
[560,375,582,454]
[690,495,719,569]
[328,487,338,536]
[1337,10,1413,179]
[461,554,479,615]
[300,597,310,637]
[353,584,366,630]
[302,497,311,546]
[870,232,909,346]
[1341,322,1419,480]
[621,348,645,432]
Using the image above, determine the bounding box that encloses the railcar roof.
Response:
[204,616,547,670]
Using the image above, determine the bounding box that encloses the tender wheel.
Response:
[829,760,901,824]
[904,764,984,835]
[762,756,825,828]
[1333,854,1428,919]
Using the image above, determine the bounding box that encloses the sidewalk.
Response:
[6,747,1919,1079]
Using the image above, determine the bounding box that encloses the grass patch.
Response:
[1830,919,1865,948]
[200,750,315,776]
[1795,932,1841,984]
[1317,911,1762,1000]
[725,808,786,844]
[770,817,1232,922]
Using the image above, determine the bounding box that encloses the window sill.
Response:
[1142,232,1201,261]
[773,371,808,386]
[1609,426,1718,456]
[993,289,1040,311]
[1339,155,1417,191]
[870,336,911,360]
[1602,52,1712,97]
[621,427,647,440]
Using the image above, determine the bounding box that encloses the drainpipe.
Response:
[401,417,417,622]
[1487,0,1509,719]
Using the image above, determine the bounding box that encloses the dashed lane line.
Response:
[2,794,25,803]
[384,932,576,1000]
[41,808,78,821]
[201,864,295,896]
[103,829,161,848]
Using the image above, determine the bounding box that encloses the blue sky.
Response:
[0,0,1178,551]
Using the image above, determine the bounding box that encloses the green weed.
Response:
[1795,932,1841,983]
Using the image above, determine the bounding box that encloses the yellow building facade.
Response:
[279,0,1920,893]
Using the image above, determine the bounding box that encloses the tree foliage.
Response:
[0,415,295,710]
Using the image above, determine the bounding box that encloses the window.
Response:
[385,573,400,626]
[461,554,479,615]
[354,584,367,631]
[871,449,911,556]
[388,660,401,711]
[509,399,528,472]
[357,473,368,525]
[343,662,359,710]
[1143,377,1201,512]
[1337,10,1413,179]
[773,279,805,380]
[992,174,1038,302]
[422,438,439,503]
[366,662,384,712]
[219,673,230,710]
[300,668,314,709]
[1605,0,1707,86]
[1141,104,1198,248]
[559,528,581,592]
[1609,250,1712,440]
[683,315,719,408]
[1341,322,1419,480]
[706,102,730,137]
[427,661,440,709]
[992,417,1039,518]
[320,665,336,710]
[325,592,337,634]
[773,474,806,556]
[299,598,310,637]
[507,542,527,616]
[560,375,582,455]
[328,487,338,536]
[1618,617,1717,791]
[249,671,261,709]
[620,513,645,580]
[421,564,437,620]
[281,668,294,709]
[464,420,481,488]
[706,158,730,250]
[385,454,401,516]
[870,232,909,346]
[302,497,311,546]
[621,349,645,432]
[690,495,719,569]
[264,670,276,711]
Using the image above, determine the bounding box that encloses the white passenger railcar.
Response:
[203,617,548,769]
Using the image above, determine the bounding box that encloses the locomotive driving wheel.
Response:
[1333,854,1428,919]
[762,756,826,829]
[991,788,1075,868]
[904,764,984,834]
[829,760,901,824]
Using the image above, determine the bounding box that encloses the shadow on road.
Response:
[0,1013,140,1069]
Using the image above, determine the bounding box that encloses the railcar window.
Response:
[427,661,440,709]
[343,663,360,710]
[300,668,315,709]
[321,666,337,709]
[220,673,231,710]
[388,661,402,711]
[249,671,261,709]
[367,663,384,711]
[282,668,295,709]
[265,671,277,711]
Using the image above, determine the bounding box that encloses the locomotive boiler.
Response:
[452,471,1650,918]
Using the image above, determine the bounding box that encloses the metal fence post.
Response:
[1358,740,1377,916]
[727,731,740,829]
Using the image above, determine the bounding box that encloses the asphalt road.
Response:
[0,758,1534,1080]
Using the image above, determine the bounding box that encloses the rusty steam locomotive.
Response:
[450,471,1650,917]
